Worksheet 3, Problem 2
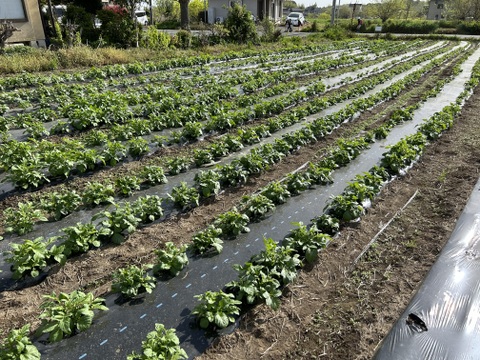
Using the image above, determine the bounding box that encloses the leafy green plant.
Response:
[283,222,331,263]
[0,324,40,360]
[261,181,291,204]
[168,182,200,211]
[285,172,311,195]
[193,290,241,329]
[241,194,275,221]
[166,157,190,175]
[252,238,302,285]
[214,208,250,239]
[4,202,48,235]
[127,323,187,360]
[140,165,168,185]
[218,163,248,187]
[82,181,115,206]
[75,149,105,174]
[127,138,150,158]
[38,290,108,343]
[228,262,282,310]
[45,150,76,178]
[84,130,108,146]
[209,142,229,159]
[132,195,164,223]
[115,176,141,197]
[181,121,203,141]
[193,148,214,167]
[305,163,334,185]
[311,214,340,235]
[153,242,189,277]
[194,170,222,198]
[112,264,156,299]
[40,190,82,220]
[60,223,103,257]
[325,194,365,222]
[191,225,224,255]
[6,157,49,190]
[101,141,127,166]
[93,203,141,244]
[5,237,65,279]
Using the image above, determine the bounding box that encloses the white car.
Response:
[135,10,149,26]
[286,12,305,27]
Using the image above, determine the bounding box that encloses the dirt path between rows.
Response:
[198,83,480,359]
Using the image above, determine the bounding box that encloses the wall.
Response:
[4,0,46,47]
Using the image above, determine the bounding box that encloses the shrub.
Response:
[97,6,136,47]
[457,21,480,35]
[224,3,259,44]
[172,30,192,49]
[140,26,171,49]
[260,18,281,42]
[323,25,349,40]
[382,19,439,34]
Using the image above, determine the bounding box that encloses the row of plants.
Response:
[2,46,476,359]
[0,40,374,92]
[0,39,427,115]
[1,41,388,133]
[189,74,478,332]
[1,43,465,238]
[0,39,430,123]
[2,60,443,278]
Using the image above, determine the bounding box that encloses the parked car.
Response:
[135,10,148,26]
[286,12,305,26]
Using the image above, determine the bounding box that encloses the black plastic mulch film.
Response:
[374,177,480,360]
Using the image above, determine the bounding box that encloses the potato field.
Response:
[1,38,480,360]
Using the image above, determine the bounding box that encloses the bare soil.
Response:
[1,53,479,360]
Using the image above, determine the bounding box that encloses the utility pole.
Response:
[330,0,336,25]
[149,0,153,25]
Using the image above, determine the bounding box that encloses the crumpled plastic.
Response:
[374,178,480,360]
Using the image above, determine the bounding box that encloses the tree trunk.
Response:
[47,0,58,37]
[179,0,190,30]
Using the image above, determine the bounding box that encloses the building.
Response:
[427,0,445,20]
[207,0,283,24]
[1,0,46,47]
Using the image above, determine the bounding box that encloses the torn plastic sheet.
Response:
[374,177,480,360]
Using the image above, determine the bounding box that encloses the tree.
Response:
[224,3,258,43]
[445,0,475,20]
[370,0,403,22]
[0,21,19,48]
[115,0,143,19]
[70,0,103,15]
[179,0,190,29]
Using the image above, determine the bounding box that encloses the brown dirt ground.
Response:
[1,53,478,360]
[197,82,480,359]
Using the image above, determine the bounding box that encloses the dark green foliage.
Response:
[97,7,136,47]
[224,4,259,44]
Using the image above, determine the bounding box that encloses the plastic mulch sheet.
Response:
[374,177,480,360]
